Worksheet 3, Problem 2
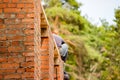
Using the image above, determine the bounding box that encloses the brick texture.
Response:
[0,0,64,80]
[0,0,34,79]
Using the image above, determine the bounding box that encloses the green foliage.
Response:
[45,6,85,29]
[62,24,80,35]
[45,7,64,19]
[65,36,88,80]
[44,0,120,79]
[47,0,62,7]
[65,0,81,9]
[97,8,120,80]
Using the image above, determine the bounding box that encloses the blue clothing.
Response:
[60,44,68,57]
[53,34,68,62]
[53,34,65,47]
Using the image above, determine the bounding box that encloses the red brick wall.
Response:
[0,0,64,80]
[40,17,54,80]
[0,0,34,79]
[49,31,54,80]
[54,60,64,80]
[34,0,41,79]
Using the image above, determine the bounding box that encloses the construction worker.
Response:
[52,30,69,80]
[52,30,68,62]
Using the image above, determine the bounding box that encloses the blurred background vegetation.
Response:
[42,0,120,80]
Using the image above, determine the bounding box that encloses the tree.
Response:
[44,0,85,30]
[42,0,81,9]
[99,8,120,80]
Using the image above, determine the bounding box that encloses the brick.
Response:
[4,8,21,13]
[5,41,10,46]
[0,53,8,57]
[41,64,49,69]
[0,4,7,8]
[26,24,34,29]
[4,14,9,18]
[0,69,16,74]
[3,0,9,2]
[41,44,49,49]
[0,47,7,53]
[17,4,24,8]
[41,60,49,65]
[41,38,49,49]
[6,29,20,34]
[17,14,25,18]
[0,41,6,47]
[26,13,34,18]
[8,57,25,63]
[41,73,49,78]
[0,9,2,13]
[8,24,25,29]
[0,30,4,34]
[8,4,16,7]
[24,41,34,46]
[8,46,23,52]
[0,24,6,29]
[4,74,21,79]
[0,57,7,63]
[22,19,34,23]
[20,0,33,3]
[23,52,34,57]
[17,68,25,73]
[41,50,49,55]
[4,13,16,18]
[0,75,3,79]
[12,0,19,3]
[42,38,49,44]
[21,62,34,68]
[24,29,34,35]
[8,52,19,56]
[11,14,16,18]
[26,68,34,72]
[21,8,34,13]
[26,56,34,62]
[25,4,34,8]
[26,46,34,51]
[25,35,34,41]
[23,78,34,80]
[40,55,49,61]
[5,19,21,24]
[11,41,20,46]
[22,72,34,78]
[0,13,4,19]
[7,35,24,41]
[0,63,19,69]
[0,36,6,41]
[0,19,4,24]
[41,68,49,72]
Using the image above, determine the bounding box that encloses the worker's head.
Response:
[51,26,59,34]
[53,30,59,34]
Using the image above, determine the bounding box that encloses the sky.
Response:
[77,0,120,26]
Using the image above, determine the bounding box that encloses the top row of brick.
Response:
[0,0,34,3]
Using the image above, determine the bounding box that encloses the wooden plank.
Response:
[54,48,59,57]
